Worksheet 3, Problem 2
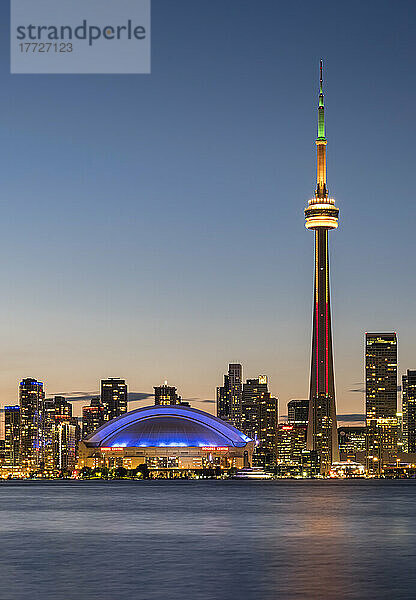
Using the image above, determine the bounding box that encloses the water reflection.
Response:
[0,480,415,600]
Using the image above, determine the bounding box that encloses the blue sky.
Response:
[0,0,415,418]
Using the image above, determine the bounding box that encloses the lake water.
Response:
[0,480,415,600]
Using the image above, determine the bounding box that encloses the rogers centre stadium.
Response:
[78,405,254,474]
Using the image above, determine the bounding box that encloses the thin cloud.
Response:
[281,413,366,422]
[181,397,215,404]
[46,391,154,403]
[338,414,365,422]
[50,391,99,401]
[349,386,401,393]
[62,395,99,403]
[128,392,154,401]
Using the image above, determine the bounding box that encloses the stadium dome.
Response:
[84,405,252,449]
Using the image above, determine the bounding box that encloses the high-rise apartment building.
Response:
[19,378,45,469]
[101,378,128,421]
[42,396,78,472]
[216,364,242,428]
[304,62,340,474]
[276,424,307,475]
[53,396,72,418]
[217,375,231,422]
[229,364,243,428]
[82,397,105,438]
[241,376,278,471]
[53,420,77,472]
[365,332,398,473]
[4,406,20,465]
[366,333,398,419]
[42,398,55,470]
[287,399,309,425]
[402,370,416,452]
[154,383,180,406]
[338,426,366,461]
[41,396,75,471]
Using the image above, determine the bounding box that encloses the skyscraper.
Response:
[43,398,57,471]
[39,395,78,472]
[276,424,307,476]
[366,333,398,419]
[41,396,76,471]
[337,426,366,461]
[82,397,105,438]
[154,383,181,406]
[217,374,231,422]
[241,376,278,471]
[101,378,128,421]
[229,364,243,428]
[52,396,73,418]
[4,406,20,466]
[216,364,242,428]
[402,370,416,452]
[365,332,398,473]
[287,399,309,425]
[52,419,78,473]
[305,61,340,473]
[19,378,45,469]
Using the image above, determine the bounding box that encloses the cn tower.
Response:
[305,61,340,474]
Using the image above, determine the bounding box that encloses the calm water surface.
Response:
[0,480,415,600]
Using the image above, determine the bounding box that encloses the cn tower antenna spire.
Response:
[320,59,323,94]
[317,60,325,139]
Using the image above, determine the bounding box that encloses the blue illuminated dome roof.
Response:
[84,405,252,448]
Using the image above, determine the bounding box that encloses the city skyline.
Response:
[0,1,415,417]
[2,4,416,600]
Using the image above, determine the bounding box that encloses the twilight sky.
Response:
[0,0,415,419]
